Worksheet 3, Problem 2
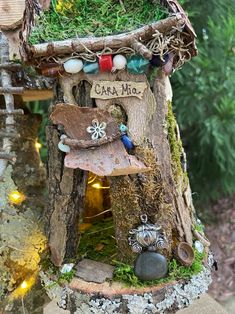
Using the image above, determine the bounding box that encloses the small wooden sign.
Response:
[90,81,147,100]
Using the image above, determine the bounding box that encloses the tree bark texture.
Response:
[55,70,195,264]
[46,81,95,266]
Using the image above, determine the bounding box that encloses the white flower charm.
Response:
[86,119,107,140]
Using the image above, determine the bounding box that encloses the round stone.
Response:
[134,251,168,281]
[63,59,83,73]
[113,54,127,70]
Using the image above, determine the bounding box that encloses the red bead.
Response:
[98,55,113,72]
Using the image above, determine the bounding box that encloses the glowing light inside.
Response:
[8,190,26,205]
[91,182,110,189]
[88,174,97,184]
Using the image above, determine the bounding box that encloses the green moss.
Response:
[113,250,205,287]
[167,101,186,181]
[77,217,117,264]
[193,222,205,234]
[29,0,168,44]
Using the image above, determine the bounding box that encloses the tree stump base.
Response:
[40,254,214,314]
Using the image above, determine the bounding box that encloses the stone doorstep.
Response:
[75,258,115,284]
[43,294,228,314]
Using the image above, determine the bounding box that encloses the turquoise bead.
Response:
[83,61,99,74]
[127,55,149,74]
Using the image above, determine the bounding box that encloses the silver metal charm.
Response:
[128,214,167,253]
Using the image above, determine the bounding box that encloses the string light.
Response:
[88,173,97,184]
[8,190,26,205]
[20,281,28,290]
[91,182,110,189]
[87,172,110,189]
[10,274,38,299]
[35,141,42,151]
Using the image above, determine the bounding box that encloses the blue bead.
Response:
[83,61,99,74]
[121,134,134,150]
[119,123,128,133]
[127,55,149,74]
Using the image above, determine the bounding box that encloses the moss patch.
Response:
[167,101,187,182]
[77,217,117,264]
[113,249,205,287]
[29,0,168,44]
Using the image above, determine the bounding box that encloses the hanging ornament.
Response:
[58,135,71,153]
[119,123,134,150]
[86,119,107,140]
[121,134,134,150]
[119,123,128,134]
[134,251,168,281]
[63,59,83,74]
[98,55,113,72]
[83,61,99,74]
[127,55,149,74]
[112,54,127,70]
[128,214,166,253]
[150,53,169,67]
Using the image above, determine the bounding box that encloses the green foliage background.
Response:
[173,0,235,204]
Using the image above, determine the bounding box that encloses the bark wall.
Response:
[47,70,195,265]
[46,81,95,266]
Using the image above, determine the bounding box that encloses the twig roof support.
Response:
[26,16,184,59]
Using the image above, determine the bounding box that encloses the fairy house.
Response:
[0,0,214,312]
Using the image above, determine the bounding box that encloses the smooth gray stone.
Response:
[134,251,168,281]
[75,259,115,283]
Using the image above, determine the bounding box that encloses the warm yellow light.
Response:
[20,281,28,290]
[8,190,26,205]
[88,173,97,184]
[35,142,42,150]
[10,274,38,299]
[91,183,110,189]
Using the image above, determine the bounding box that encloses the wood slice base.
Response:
[40,254,214,314]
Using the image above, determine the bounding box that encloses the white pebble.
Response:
[60,263,74,274]
[63,59,83,73]
[113,54,127,70]
[194,240,204,253]
[58,140,70,153]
